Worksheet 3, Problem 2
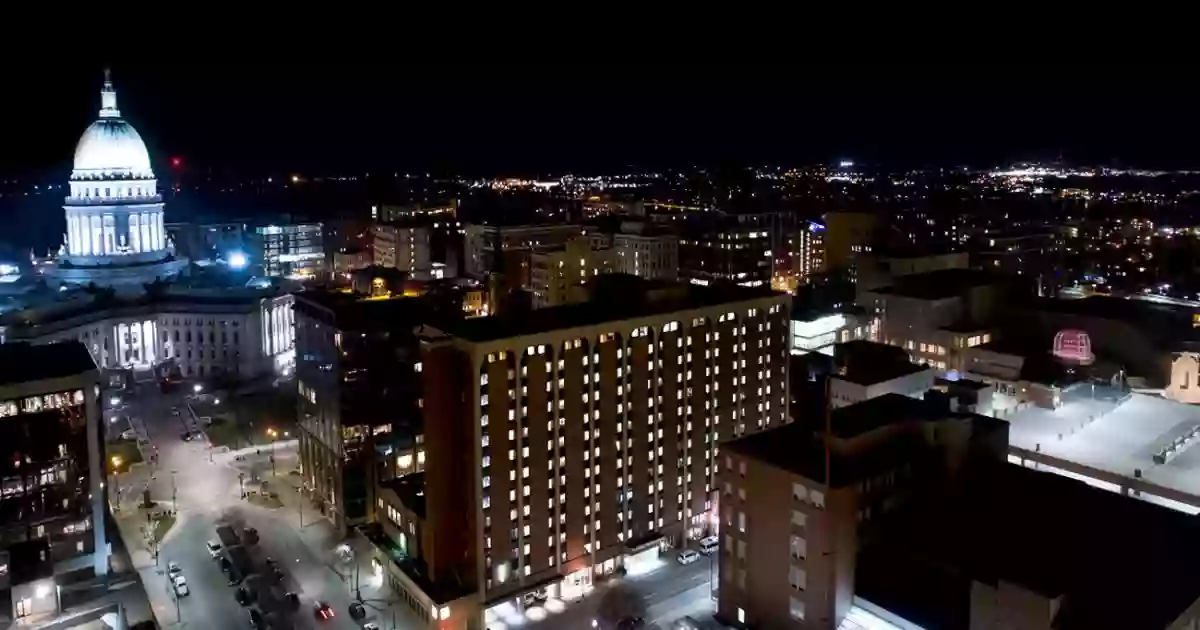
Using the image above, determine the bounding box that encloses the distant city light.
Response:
[227,251,248,270]
[839,160,854,168]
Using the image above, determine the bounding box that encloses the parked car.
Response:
[173,575,189,597]
[167,561,183,577]
[120,429,137,440]
[243,527,259,545]
[235,586,253,606]
[248,608,265,629]
[207,540,222,558]
[364,624,381,630]
[677,550,701,565]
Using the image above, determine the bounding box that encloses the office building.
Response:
[679,225,772,288]
[373,224,431,275]
[374,200,458,223]
[610,228,678,282]
[249,222,326,280]
[528,235,616,308]
[463,224,586,280]
[0,342,109,622]
[366,278,790,629]
[858,268,1010,371]
[294,292,428,534]
[822,211,878,276]
[717,394,1008,629]
[1,290,295,381]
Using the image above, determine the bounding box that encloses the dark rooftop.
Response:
[0,342,96,387]
[442,279,780,343]
[379,472,426,519]
[294,291,431,332]
[723,394,1004,486]
[834,340,929,386]
[869,268,1005,301]
[877,464,1200,630]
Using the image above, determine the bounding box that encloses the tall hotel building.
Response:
[409,279,790,626]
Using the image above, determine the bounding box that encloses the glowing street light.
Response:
[111,455,122,469]
[227,251,248,270]
[193,384,202,394]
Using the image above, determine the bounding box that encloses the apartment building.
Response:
[380,278,790,629]
[0,343,109,621]
[294,292,428,534]
[717,393,1008,629]
[373,224,432,275]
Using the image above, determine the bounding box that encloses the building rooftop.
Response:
[1006,391,1200,510]
[868,268,1005,301]
[723,394,1005,486]
[441,279,780,343]
[833,341,929,386]
[878,463,1200,630]
[0,342,96,387]
[294,291,431,332]
[379,472,426,519]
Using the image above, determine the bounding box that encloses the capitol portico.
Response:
[49,69,187,288]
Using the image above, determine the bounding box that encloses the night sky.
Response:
[5,63,1200,177]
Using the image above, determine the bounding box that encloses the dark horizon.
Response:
[4,63,1200,179]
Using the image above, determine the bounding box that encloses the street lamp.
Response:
[110,456,122,510]
[193,384,202,394]
[266,428,278,477]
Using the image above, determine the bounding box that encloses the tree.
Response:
[595,583,648,630]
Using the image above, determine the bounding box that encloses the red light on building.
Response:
[170,156,182,169]
[1053,329,1094,365]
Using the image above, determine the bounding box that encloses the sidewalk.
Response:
[110,503,185,628]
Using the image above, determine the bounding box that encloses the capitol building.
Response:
[50,70,187,288]
[0,71,295,382]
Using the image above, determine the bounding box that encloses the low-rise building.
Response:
[717,394,1008,629]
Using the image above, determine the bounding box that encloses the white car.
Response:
[120,429,137,440]
[206,540,222,558]
[173,575,189,597]
[677,549,701,565]
[167,561,182,577]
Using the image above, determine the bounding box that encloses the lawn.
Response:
[106,439,143,473]
[151,513,176,543]
[204,417,244,449]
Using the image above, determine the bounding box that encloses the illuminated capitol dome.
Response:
[49,69,187,288]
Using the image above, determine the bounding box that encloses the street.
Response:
[108,381,419,630]
[518,553,716,630]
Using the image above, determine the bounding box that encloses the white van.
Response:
[699,536,720,555]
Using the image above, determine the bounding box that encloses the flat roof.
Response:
[723,394,1005,486]
[1006,392,1200,504]
[442,282,781,343]
[380,472,426,519]
[835,341,929,386]
[869,268,1004,301]
[0,342,96,386]
[294,291,430,332]
[878,463,1200,630]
